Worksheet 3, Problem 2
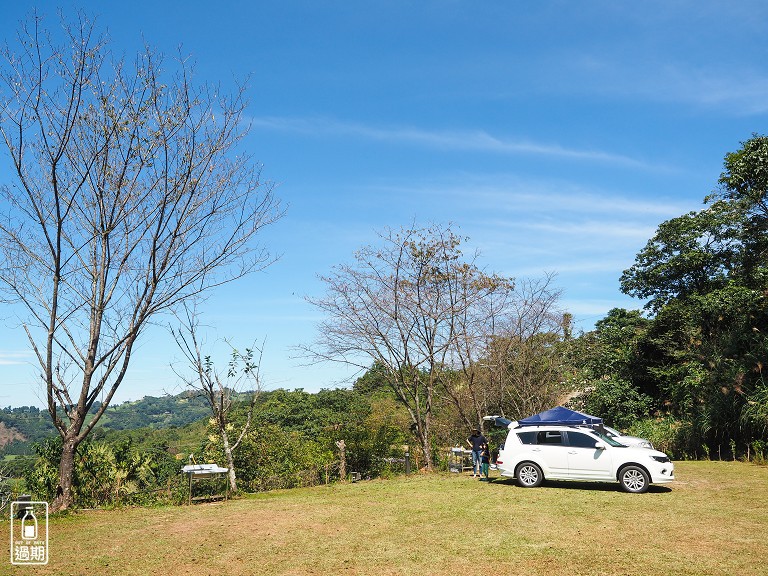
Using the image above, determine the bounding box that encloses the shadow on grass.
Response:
[482,477,673,494]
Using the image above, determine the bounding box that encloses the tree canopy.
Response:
[621,135,768,310]
[306,223,569,466]
[609,135,768,453]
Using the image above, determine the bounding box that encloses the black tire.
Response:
[619,465,650,493]
[515,462,543,488]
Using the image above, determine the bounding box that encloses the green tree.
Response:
[619,135,768,454]
[248,387,408,480]
[635,286,768,449]
[621,135,768,307]
[619,205,736,312]
[25,437,163,507]
[565,309,654,428]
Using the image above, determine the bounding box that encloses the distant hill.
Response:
[94,391,212,431]
[0,406,55,451]
[0,391,218,455]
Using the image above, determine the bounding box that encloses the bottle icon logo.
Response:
[21,509,38,540]
[10,500,48,565]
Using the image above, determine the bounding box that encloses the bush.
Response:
[626,417,697,459]
[203,424,334,492]
[577,379,653,429]
[749,440,767,464]
[24,437,183,508]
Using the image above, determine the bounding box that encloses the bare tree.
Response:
[433,263,567,429]
[171,306,262,493]
[0,13,282,510]
[305,224,512,468]
[439,269,516,430]
[482,274,569,419]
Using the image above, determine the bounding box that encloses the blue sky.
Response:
[1,1,767,407]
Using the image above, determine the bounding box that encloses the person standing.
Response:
[480,442,491,481]
[466,428,488,478]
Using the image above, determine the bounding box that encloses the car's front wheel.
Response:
[515,462,543,488]
[619,465,650,493]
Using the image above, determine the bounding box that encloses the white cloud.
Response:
[360,173,699,220]
[524,220,656,241]
[568,55,768,115]
[636,66,768,115]
[0,351,32,366]
[250,116,662,169]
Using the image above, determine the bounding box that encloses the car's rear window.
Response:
[516,431,537,445]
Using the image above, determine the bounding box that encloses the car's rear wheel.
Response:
[619,465,650,493]
[515,462,543,488]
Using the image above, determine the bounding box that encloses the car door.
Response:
[532,430,569,478]
[563,431,613,480]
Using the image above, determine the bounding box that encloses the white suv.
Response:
[495,425,674,493]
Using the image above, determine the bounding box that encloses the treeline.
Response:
[212,387,412,492]
[0,392,214,454]
[93,393,213,431]
[298,137,768,465]
[14,386,415,507]
[0,409,56,452]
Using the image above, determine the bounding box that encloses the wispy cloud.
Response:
[461,189,690,219]
[364,176,699,221]
[524,220,657,241]
[0,351,32,366]
[569,55,768,115]
[250,116,659,169]
[633,66,768,115]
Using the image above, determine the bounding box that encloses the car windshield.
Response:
[592,430,627,447]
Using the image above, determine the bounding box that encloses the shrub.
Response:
[24,437,180,508]
[626,416,696,458]
[575,379,654,429]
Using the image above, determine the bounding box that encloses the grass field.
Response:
[3,461,766,575]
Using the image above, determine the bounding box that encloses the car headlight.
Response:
[651,455,670,463]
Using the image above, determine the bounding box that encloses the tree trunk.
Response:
[221,429,238,493]
[1,12,282,516]
[419,437,432,470]
[336,440,346,481]
[51,437,78,512]
[415,420,433,471]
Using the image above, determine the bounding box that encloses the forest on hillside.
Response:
[0,392,212,454]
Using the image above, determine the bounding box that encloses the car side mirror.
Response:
[594,441,607,450]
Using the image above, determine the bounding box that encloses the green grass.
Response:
[3,461,766,575]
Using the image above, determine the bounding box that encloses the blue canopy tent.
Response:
[517,406,602,427]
